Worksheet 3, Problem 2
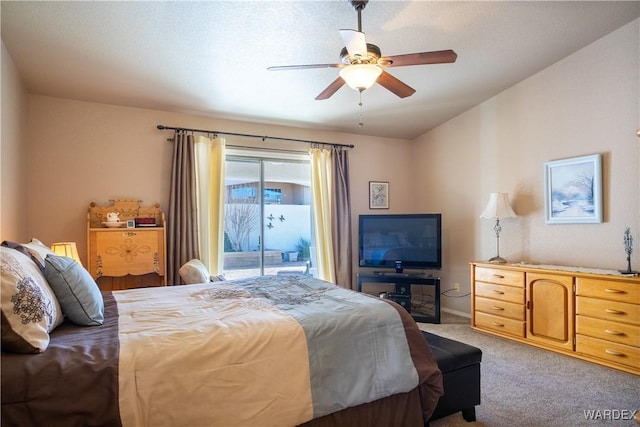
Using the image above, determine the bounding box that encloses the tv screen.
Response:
[359,214,441,270]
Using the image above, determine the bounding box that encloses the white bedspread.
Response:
[114,275,420,427]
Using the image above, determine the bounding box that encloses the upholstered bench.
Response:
[422,331,482,424]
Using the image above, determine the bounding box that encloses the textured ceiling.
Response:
[2,1,639,139]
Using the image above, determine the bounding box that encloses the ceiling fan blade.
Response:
[376,71,415,98]
[381,49,457,67]
[268,63,342,71]
[339,29,367,59]
[315,77,346,100]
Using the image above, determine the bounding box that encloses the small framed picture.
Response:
[544,153,602,224]
[126,220,136,228]
[369,181,389,209]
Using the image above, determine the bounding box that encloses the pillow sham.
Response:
[178,259,211,284]
[1,246,64,353]
[22,238,57,271]
[44,254,104,326]
[2,240,46,272]
[178,259,224,284]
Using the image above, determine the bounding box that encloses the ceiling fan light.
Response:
[339,64,382,91]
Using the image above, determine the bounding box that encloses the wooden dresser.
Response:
[471,262,639,375]
[87,200,167,291]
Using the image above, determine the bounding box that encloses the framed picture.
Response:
[126,220,136,228]
[544,153,602,224]
[369,181,389,209]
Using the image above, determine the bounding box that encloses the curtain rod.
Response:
[156,125,354,149]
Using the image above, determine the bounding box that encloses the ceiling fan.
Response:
[267,0,457,100]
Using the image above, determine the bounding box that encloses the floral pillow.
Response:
[1,240,44,271]
[1,246,64,353]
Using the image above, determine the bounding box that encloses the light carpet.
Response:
[418,313,640,427]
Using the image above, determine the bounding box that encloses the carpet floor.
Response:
[418,312,640,427]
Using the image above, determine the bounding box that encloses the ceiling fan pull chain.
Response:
[358,90,364,127]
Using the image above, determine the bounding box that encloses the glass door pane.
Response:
[223,158,261,279]
[262,160,311,276]
[223,155,312,279]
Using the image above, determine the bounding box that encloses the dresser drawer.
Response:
[475,282,525,304]
[475,296,525,320]
[576,277,640,303]
[576,296,640,326]
[475,267,524,287]
[576,334,640,372]
[475,311,525,338]
[576,315,640,347]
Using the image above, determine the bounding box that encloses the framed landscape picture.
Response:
[369,181,389,209]
[544,154,602,224]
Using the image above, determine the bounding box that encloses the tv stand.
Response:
[373,271,433,278]
[357,273,440,324]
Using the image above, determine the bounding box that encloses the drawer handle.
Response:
[491,321,504,327]
[123,232,137,237]
[604,288,625,294]
[493,274,505,279]
[492,290,505,294]
[491,306,505,311]
[605,349,625,357]
[604,329,624,336]
[604,308,625,315]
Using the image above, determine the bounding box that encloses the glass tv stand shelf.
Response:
[357,273,441,324]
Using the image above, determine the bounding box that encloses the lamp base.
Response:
[618,269,639,275]
[488,256,508,264]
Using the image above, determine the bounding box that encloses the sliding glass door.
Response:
[223,154,312,279]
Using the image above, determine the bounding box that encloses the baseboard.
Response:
[441,307,471,319]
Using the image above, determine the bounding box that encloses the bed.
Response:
[1,243,443,427]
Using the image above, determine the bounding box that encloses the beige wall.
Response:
[411,19,640,315]
[12,95,412,282]
[1,42,29,241]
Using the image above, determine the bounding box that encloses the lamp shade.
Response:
[339,64,382,91]
[480,193,517,219]
[50,242,82,266]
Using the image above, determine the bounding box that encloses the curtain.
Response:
[194,135,226,275]
[331,147,353,289]
[310,147,336,283]
[167,131,199,285]
[309,146,353,287]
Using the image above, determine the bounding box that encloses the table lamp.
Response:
[480,193,517,263]
[50,242,82,266]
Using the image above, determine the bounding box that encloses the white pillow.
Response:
[179,259,212,284]
[1,246,64,353]
[22,238,57,270]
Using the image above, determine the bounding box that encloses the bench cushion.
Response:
[422,331,482,372]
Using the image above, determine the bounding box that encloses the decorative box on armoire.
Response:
[87,200,167,291]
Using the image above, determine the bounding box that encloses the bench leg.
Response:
[426,407,476,426]
[461,407,476,422]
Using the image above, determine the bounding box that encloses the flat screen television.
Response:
[359,214,442,270]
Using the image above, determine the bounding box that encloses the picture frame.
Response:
[369,181,389,209]
[544,153,602,224]
[126,220,136,228]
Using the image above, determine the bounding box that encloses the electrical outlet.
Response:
[454,283,460,292]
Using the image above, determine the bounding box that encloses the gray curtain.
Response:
[331,147,353,289]
[167,131,200,284]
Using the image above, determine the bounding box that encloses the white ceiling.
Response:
[2,1,638,140]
